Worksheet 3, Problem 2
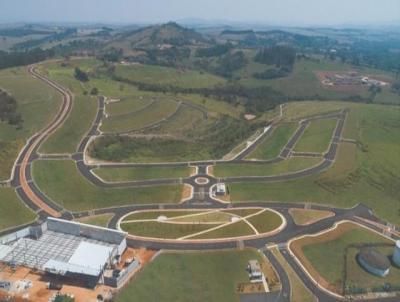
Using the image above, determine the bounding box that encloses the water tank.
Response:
[394,241,400,267]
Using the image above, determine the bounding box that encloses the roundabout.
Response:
[117,207,286,243]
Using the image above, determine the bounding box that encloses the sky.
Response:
[0,0,399,26]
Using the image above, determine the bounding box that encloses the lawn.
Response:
[106,96,154,116]
[115,64,226,89]
[228,103,400,225]
[93,166,192,182]
[32,160,184,211]
[0,188,36,230]
[290,222,394,294]
[39,95,97,153]
[75,213,114,227]
[0,66,61,179]
[122,210,201,221]
[191,221,255,239]
[115,249,263,302]
[246,210,283,233]
[101,98,179,133]
[293,118,337,153]
[213,157,322,177]
[289,209,334,225]
[246,123,298,160]
[270,247,315,302]
[121,221,214,239]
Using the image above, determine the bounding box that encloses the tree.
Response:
[90,87,98,95]
[74,67,89,82]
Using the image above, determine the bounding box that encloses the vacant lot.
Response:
[247,123,298,160]
[115,64,226,89]
[229,102,400,225]
[32,160,183,211]
[290,222,395,294]
[294,118,337,153]
[94,166,192,181]
[0,188,36,230]
[115,249,264,302]
[213,157,322,177]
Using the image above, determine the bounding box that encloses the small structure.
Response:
[215,183,227,196]
[358,248,390,277]
[247,260,263,283]
[393,241,400,267]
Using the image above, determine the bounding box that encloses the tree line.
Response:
[0,89,23,128]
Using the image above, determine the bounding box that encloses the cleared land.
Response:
[289,209,334,225]
[213,157,322,177]
[0,188,36,230]
[270,247,315,302]
[120,208,282,240]
[115,249,264,302]
[290,222,395,294]
[115,64,226,89]
[229,102,400,225]
[32,160,183,211]
[101,98,180,133]
[246,123,298,160]
[93,166,192,182]
[0,67,61,179]
[294,118,337,153]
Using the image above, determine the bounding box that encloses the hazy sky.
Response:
[0,0,399,26]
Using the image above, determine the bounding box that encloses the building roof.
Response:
[358,248,390,271]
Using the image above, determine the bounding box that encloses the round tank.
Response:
[394,241,400,267]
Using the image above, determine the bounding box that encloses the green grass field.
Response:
[106,96,154,116]
[0,67,61,179]
[93,166,192,181]
[191,221,255,239]
[32,160,183,211]
[247,123,298,160]
[115,249,263,302]
[40,95,97,153]
[101,98,179,133]
[246,210,283,233]
[115,64,226,89]
[294,118,337,153]
[228,102,400,225]
[123,210,201,221]
[0,188,36,230]
[213,157,322,177]
[297,223,395,292]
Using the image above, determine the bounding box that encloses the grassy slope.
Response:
[213,157,322,177]
[229,103,400,225]
[93,166,192,181]
[0,188,36,230]
[115,64,226,88]
[247,123,298,160]
[115,249,262,302]
[32,160,183,211]
[294,118,337,153]
[0,67,61,179]
[300,224,393,288]
[101,99,179,133]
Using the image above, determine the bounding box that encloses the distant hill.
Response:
[108,22,208,51]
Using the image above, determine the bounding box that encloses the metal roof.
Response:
[358,248,390,270]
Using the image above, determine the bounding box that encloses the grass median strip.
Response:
[33,160,183,211]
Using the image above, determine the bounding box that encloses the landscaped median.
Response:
[287,221,399,297]
[118,207,285,242]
